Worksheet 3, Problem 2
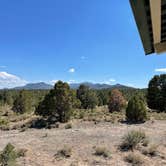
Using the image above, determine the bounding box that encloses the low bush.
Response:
[141,144,158,157]
[0,118,8,126]
[65,123,72,129]
[125,153,143,165]
[55,146,72,158]
[120,130,148,151]
[94,147,111,158]
[126,96,147,123]
[0,143,27,166]
[0,143,18,166]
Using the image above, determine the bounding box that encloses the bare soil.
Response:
[0,120,166,166]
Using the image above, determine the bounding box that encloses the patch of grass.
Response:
[79,112,84,119]
[17,148,28,157]
[120,130,148,151]
[65,123,72,129]
[55,146,72,158]
[125,153,143,165]
[9,114,29,123]
[0,118,8,126]
[0,105,11,116]
[0,143,27,166]
[0,118,9,131]
[73,106,124,123]
[0,143,18,166]
[94,147,111,158]
[149,112,166,120]
[141,144,158,157]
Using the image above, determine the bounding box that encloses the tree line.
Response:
[0,74,165,124]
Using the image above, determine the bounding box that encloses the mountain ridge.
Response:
[13,82,136,90]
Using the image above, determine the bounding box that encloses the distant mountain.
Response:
[14,82,53,90]
[13,82,135,90]
[70,82,134,90]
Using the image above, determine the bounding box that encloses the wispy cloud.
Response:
[0,66,7,68]
[104,78,116,84]
[155,68,166,72]
[80,56,87,60]
[68,68,75,73]
[67,80,76,84]
[0,71,27,89]
[50,79,76,85]
[109,79,116,82]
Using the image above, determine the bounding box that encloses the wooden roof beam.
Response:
[150,0,161,45]
[130,0,154,55]
[155,42,166,54]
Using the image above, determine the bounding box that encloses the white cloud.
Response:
[0,71,27,89]
[50,79,76,85]
[109,79,116,82]
[68,68,75,73]
[155,68,166,72]
[103,78,116,84]
[67,80,76,84]
[50,80,58,85]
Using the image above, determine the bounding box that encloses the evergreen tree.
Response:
[70,90,81,109]
[12,90,32,114]
[76,85,98,109]
[108,89,126,112]
[126,95,147,122]
[158,74,166,111]
[36,81,72,122]
[147,75,160,110]
[97,90,109,106]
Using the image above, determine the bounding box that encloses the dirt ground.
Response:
[0,120,166,166]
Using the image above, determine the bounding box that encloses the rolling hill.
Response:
[13,82,135,90]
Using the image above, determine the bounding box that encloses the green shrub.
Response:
[0,143,18,166]
[120,130,148,151]
[0,118,8,126]
[65,123,72,129]
[94,147,111,158]
[125,153,143,165]
[79,111,84,119]
[126,96,147,123]
[12,90,33,114]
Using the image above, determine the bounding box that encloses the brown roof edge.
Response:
[130,0,154,55]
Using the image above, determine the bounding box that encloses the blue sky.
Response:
[0,0,166,89]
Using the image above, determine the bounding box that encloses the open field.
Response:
[0,118,166,166]
[0,106,166,166]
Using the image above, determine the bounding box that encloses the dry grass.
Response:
[94,146,111,158]
[0,120,165,165]
[0,106,166,165]
[120,130,148,151]
[141,144,158,157]
[149,112,166,120]
[124,153,144,165]
[65,123,72,129]
[55,146,72,158]
[72,106,125,123]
